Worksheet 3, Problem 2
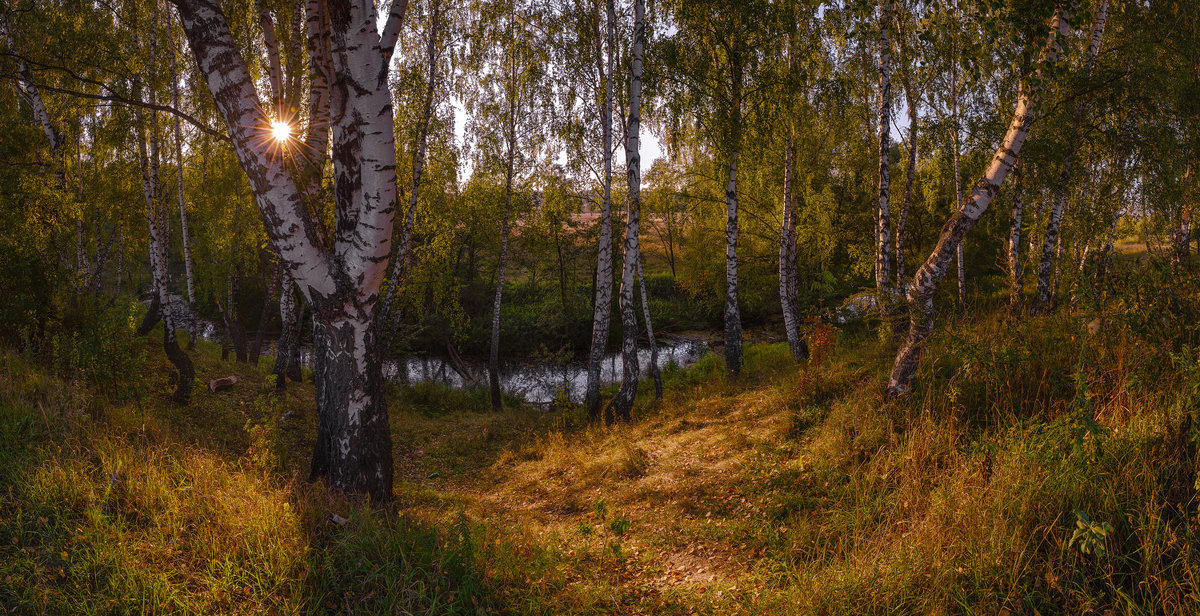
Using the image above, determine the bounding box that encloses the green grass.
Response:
[3,275,1200,613]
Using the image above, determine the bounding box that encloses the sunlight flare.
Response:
[270,120,291,143]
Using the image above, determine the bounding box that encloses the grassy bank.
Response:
[2,294,1199,614]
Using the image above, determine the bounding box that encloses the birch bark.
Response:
[723,45,744,377]
[886,7,1072,396]
[780,131,808,361]
[489,0,518,411]
[175,0,403,499]
[170,35,198,348]
[779,30,808,363]
[951,42,965,309]
[382,0,443,347]
[895,29,918,284]
[586,0,617,418]
[135,69,194,405]
[875,0,893,293]
[1032,0,1108,312]
[608,0,646,422]
[636,252,662,399]
[1007,160,1025,312]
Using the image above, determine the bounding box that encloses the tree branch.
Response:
[379,0,410,62]
[23,80,229,142]
[1,53,229,142]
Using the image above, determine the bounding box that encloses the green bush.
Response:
[44,297,147,401]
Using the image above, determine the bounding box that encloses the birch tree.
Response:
[1007,159,1025,312]
[1031,0,1109,313]
[777,2,816,363]
[660,0,774,377]
[887,5,1073,396]
[133,9,195,403]
[875,0,893,294]
[171,0,409,499]
[585,0,617,418]
[894,3,919,285]
[381,0,444,348]
[461,0,551,411]
[169,28,199,348]
[607,0,646,423]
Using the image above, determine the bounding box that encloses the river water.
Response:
[379,338,708,405]
[183,297,708,405]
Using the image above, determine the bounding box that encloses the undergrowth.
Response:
[2,263,1200,614]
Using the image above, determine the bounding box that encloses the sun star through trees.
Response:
[270,120,291,143]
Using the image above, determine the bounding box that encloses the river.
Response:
[182,298,708,405]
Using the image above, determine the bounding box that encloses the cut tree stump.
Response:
[208,375,238,392]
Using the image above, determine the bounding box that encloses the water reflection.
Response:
[190,299,707,405]
[383,339,708,405]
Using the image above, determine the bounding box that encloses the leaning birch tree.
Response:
[887,4,1074,396]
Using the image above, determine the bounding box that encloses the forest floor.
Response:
[2,299,1200,614]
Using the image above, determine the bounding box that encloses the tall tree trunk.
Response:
[586,0,617,419]
[887,7,1072,397]
[636,252,662,399]
[306,315,392,499]
[75,125,89,292]
[135,60,194,405]
[895,29,918,284]
[607,0,646,423]
[1007,160,1025,313]
[176,0,404,500]
[489,2,517,411]
[951,40,965,310]
[1032,0,1108,313]
[723,45,744,377]
[780,130,808,362]
[170,33,199,349]
[382,0,442,348]
[875,0,893,294]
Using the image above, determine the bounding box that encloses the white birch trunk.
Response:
[780,131,807,362]
[1033,0,1108,313]
[1007,160,1025,312]
[636,252,661,399]
[951,44,965,310]
[586,0,617,418]
[896,42,918,284]
[875,0,893,293]
[608,0,646,422]
[886,7,1072,396]
[135,63,194,405]
[170,38,198,347]
[723,46,744,377]
[175,0,400,500]
[489,3,518,411]
[382,0,442,346]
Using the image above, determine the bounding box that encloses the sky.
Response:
[451,98,665,184]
